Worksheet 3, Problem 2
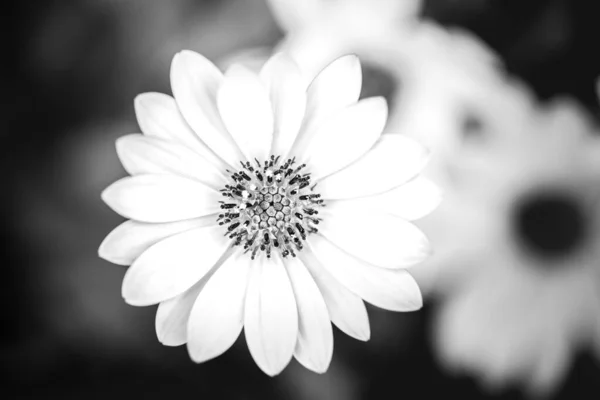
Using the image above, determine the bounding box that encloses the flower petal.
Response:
[300,97,387,181]
[217,65,274,161]
[170,50,243,167]
[320,204,431,268]
[309,235,423,311]
[283,256,333,373]
[155,273,213,347]
[317,134,430,200]
[101,174,221,223]
[244,254,298,376]
[99,215,217,266]
[116,134,227,190]
[260,53,307,158]
[134,92,226,171]
[299,250,370,341]
[290,55,362,157]
[328,177,442,221]
[121,225,231,306]
[187,251,251,362]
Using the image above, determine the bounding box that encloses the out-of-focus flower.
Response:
[416,79,600,394]
[265,0,503,181]
[99,50,439,376]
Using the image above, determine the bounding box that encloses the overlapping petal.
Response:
[121,226,231,306]
[102,174,221,223]
[309,234,423,311]
[244,254,298,376]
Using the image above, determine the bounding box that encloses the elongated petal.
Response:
[299,250,370,341]
[187,251,251,362]
[317,134,430,199]
[134,92,226,171]
[121,225,231,306]
[171,50,243,167]
[290,55,362,157]
[284,256,333,373]
[260,53,307,157]
[99,215,217,266]
[101,174,221,223]
[155,272,213,346]
[217,65,274,161]
[320,205,431,268]
[301,97,387,181]
[116,134,227,190]
[328,177,442,221]
[244,254,298,376]
[309,235,423,311]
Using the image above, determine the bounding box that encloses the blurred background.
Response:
[3,0,600,398]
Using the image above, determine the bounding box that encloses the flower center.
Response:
[218,156,324,260]
[512,190,587,260]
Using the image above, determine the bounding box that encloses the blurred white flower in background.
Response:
[263,0,503,182]
[99,50,439,376]
[415,79,600,395]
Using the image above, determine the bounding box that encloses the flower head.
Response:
[415,80,600,394]
[99,50,439,375]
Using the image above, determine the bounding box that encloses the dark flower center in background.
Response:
[512,190,587,260]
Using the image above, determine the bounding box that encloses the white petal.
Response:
[116,134,227,190]
[317,134,430,200]
[299,250,370,341]
[320,205,431,268]
[260,53,307,157]
[99,215,216,266]
[187,251,251,362]
[290,55,362,157]
[155,274,212,347]
[217,65,274,161]
[170,50,243,167]
[244,254,298,376]
[121,225,231,306]
[300,97,387,181]
[309,235,423,311]
[134,92,226,171]
[101,174,221,223]
[329,177,442,221]
[283,256,333,373]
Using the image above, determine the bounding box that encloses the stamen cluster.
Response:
[218,156,324,259]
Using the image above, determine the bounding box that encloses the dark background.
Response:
[3,0,600,398]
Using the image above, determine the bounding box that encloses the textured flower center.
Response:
[512,190,587,260]
[218,156,324,259]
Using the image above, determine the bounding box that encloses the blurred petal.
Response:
[134,92,226,171]
[284,256,333,373]
[260,53,306,157]
[317,134,429,199]
[291,55,362,156]
[299,250,370,341]
[300,97,387,180]
[329,177,442,221]
[101,174,221,223]
[245,254,298,376]
[218,65,274,161]
[309,235,423,311]
[99,215,216,266]
[121,225,231,306]
[188,251,251,362]
[116,134,227,190]
[321,204,431,268]
[171,50,243,167]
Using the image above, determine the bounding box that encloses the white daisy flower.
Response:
[99,50,439,376]
[416,81,600,394]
